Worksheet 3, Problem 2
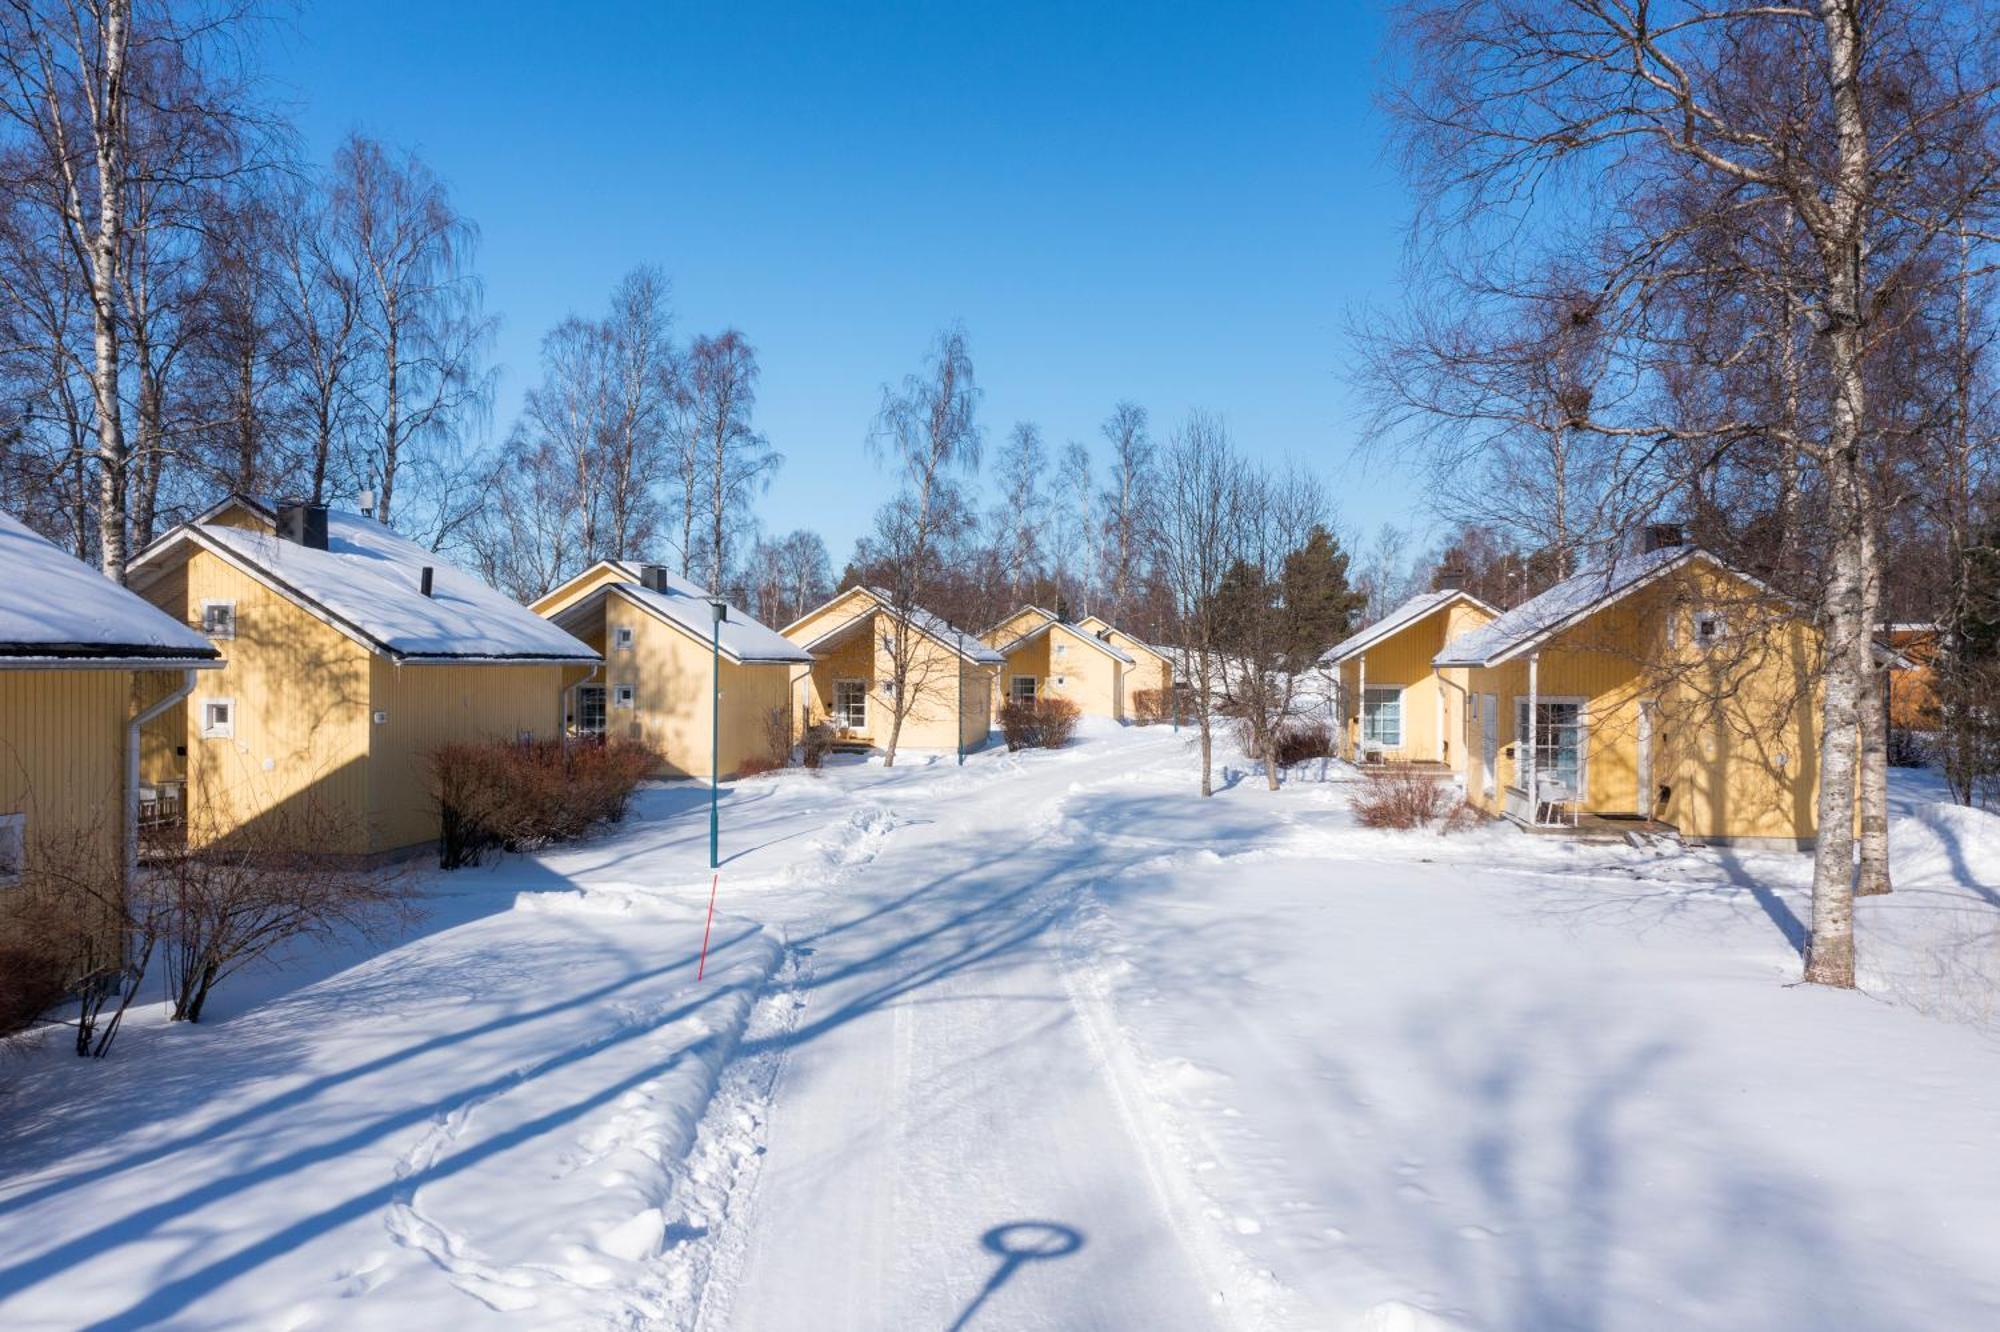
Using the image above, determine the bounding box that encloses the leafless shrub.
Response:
[1351,770,1469,831]
[736,755,784,778]
[762,704,795,769]
[431,738,654,868]
[145,806,416,1024]
[1000,696,1081,750]
[0,821,144,1055]
[1131,687,1170,725]
[1273,721,1334,767]
[801,722,837,770]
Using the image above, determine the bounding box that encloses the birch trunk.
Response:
[1856,505,1892,896]
[1803,0,1871,988]
[377,315,399,523]
[88,1,132,580]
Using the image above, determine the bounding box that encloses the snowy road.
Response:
[5,726,2000,1329]
[711,731,1231,1331]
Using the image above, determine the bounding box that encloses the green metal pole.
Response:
[957,649,964,766]
[710,604,721,869]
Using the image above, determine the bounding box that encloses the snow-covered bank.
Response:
[1062,759,2000,1330]
[4,728,2000,1330]
[0,869,782,1329]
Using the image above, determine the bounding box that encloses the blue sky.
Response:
[263,1,1422,562]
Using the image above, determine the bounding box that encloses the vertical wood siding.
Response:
[367,660,572,853]
[0,669,131,878]
[140,549,374,854]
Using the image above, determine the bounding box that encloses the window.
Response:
[200,698,234,740]
[833,679,868,730]
[1009,676,1038,703]
[613,625,635,651]
[1054,641,1067,658]
[1515,699,1584,790]
[0,813,23,887]
[200,600,236,640]
[576,685,607,734]
[1694,612,1725,648]
[1361,687,1403,748]
[613,683,636,710]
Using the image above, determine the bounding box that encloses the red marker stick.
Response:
[696,872,720,980]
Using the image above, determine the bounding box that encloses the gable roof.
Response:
[131,510,598,665]
[992,612,1136,665]
[0,510,221,668]
[1435,545,1734,668]
[788,586,1005,665]
[548,578,811,666]
[1321,589,1498,666]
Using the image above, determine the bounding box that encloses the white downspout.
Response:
[128,668,197,882]
[1525,652,1540,826]
[1356,653,1367,761]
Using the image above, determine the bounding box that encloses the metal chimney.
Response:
[276,499,330,550]
[419,566,435,597]
[1642,523,1685,554]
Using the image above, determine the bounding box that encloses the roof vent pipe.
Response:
[420,566,434,597]
[1642,523,1686,554]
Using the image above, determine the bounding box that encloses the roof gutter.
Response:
[0,656,222,672]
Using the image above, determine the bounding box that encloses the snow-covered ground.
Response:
[4,725,2000,1329]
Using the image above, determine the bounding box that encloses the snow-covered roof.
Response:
[550,578,812,666]
[132,510,599,664]
[1321,589,1497,665]
[1435,545,1699,668]
[795,587,1004,665]
[994,614,1136,665]
[0,510,221,667]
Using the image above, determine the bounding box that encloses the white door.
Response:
[1480,693,1498,798]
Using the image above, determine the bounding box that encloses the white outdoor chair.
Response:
[1534,773,1579,827]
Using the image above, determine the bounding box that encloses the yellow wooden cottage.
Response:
[532,561,813,778]
[1322,588,1498,770]
[983,607,1147,721]
[1072,614,1175,715]
[0,510,221,923]
[783,586,1002,754]
[127,497,600,856]
[1436,536,1822,847]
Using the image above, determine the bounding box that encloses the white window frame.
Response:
[612,683,636,710]
[612,624,635,651]
[1693,611,1726,649]
[1009,675,1038,703]
[1515,695,1588,794]
[833,678,868,730]
[1054,641,1068,658]
[1361,686,1404,749]
[200,697,236,740]
[576,684,607,735]
[200,599,237,640]
[0,812,23,887]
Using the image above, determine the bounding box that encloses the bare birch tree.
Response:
[328,133,490,531]
[681,329,776,590]
[1098,401,1154,622]
[867,325,982,767]
[1386,0,2000,986]
[1158,410,1244,796]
